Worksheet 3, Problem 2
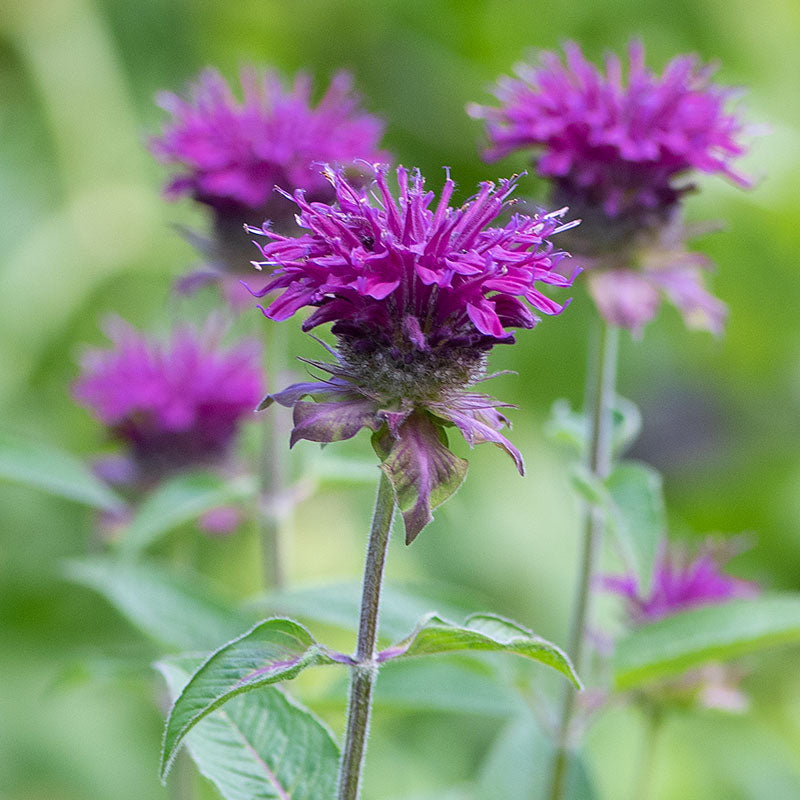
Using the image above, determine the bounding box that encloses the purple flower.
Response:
[582,218,727,336]
[74,317,262,483]
[151,68,388,306]
[470,40,750,219]
[152,68,387,219]
[601,538,759,624]
[469,40,752,335]
[250,164,577,542]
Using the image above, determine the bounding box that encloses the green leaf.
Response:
[544,398,588,454]
[161,618,338,778]
[383,613,581,688]
[0,428,122,510]
[374,412,468,544]
[545,396,641,458]
[615,594,800,690]
[63,557,255,651]
[117,472,256,557]
[158,658,339,800]
[476,709,597,800]
[569,463,610,507]
[605,461,665,594]
[252,580,476,642]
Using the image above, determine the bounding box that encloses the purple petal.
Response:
[290,398,382,446]
[374,413,469,544]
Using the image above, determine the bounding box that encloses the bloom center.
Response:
[338,338,488,407]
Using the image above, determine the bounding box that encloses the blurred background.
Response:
[1,0,799,797]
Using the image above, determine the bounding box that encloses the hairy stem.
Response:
[548,318,619,800]
[337,473,396,800]
[259,322,292,590]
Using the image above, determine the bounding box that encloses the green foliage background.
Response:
[1,0,799,797]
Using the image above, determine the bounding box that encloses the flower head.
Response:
[470,40,750,221]
[251,164,577,541]
[152,68,387,220]
[74,317,262,482]
[601,538,759,625]
[469,40,753,335]
[151,68,388,308]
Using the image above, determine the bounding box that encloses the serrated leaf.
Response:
[251,581,476,642]
[381,613,580,688]
[117,472,256,557]
[158,658,339,800]
[0,428,122,510]
[615,594,800,690]
[605,461,665,594]
[476,709,597,800]
[161,618,339,778]
[64,557,255,651]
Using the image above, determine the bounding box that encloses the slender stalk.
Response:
[258,321,293,589]
[171,750,195,800]
[547,318,619,800]
[632,703,663,800]
[337,473,396,800]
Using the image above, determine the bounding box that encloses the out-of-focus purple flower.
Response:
[74,317,262,482]
[601,538,759,624]
[469,40,750,219]
[251,164,578,542]
[151,67,387,224]
[469,40,753,335]
[151,68,388,309]
[199,506,242,536]
[583,219,727,336]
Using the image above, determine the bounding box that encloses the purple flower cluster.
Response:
[251,164,575,350]
[602,539,759,624]
[151,68,387,221]
[470,40,752,335]
[251,164,577,540]
[469,40,750,220]
[74,317,262,482]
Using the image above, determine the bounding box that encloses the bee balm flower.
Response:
[74,318,262,483]
[469,40,752,335]
[601,538,759,624]
[151,68,388,304]
[250,164,578,542]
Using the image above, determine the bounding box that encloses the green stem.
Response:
[337,473,396,800]
[548,317,619,800]
[171,750,195,800]
[258,322,292,590]
[632,704,663,800]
